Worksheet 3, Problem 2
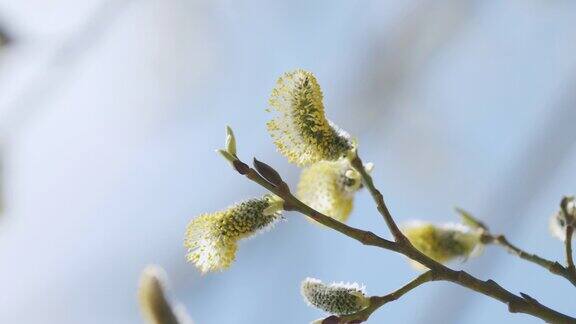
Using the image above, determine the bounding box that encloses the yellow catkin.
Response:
[266,70,352,166]
[402,222,482,269]
[184,196,283,273]
[297,158,361,223]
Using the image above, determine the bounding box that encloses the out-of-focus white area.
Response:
[0,0,575,323]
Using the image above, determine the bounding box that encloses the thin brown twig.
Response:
[336,271,437,323]
[349,155,405,241]
[349,154,576,323]
[233,160,399,253]
[482,233,576,287]
[233,156,576,323]
[566,226,576,280]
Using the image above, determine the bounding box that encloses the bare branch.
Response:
[566,226,576,281]
[482,233,576,287]
[349,155,404,241]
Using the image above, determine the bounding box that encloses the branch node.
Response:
[508,301,522,314]
[520,292,539,305]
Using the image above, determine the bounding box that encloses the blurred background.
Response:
[0,0,575,323]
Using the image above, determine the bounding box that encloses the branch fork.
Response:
[227,152,575,323]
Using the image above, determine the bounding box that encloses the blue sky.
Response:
[0,0,575,323]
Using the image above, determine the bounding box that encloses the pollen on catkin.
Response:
[301,278,370,316]
[184,195,283,273]
[402,221,482,269]
[266,69,353,166]
[297,158,362,223]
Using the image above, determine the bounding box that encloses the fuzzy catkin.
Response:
[301,278,369,315]
[266,70,352,166]
[297,158,361,223]
[402,222,482,269]
[185,196,283,273]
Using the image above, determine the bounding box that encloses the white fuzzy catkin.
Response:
[301,278,369,315]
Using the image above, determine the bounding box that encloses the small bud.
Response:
[232,160,250,175]
[549,196,576,241]
[225,126,237,156]
[297,158,362,223]
[138,265,182,324]
[217,149,237,164]
[184,195,284,273]
[266,70,353,166]
[253,158,284,187]
[454,207,488,232]
[301,278,370,316]
[363,162,374,174]
[402,221,483,270]
[217,126,239,166]
[560,196,576,226]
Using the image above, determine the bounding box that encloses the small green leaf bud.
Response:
[225,125,237,157]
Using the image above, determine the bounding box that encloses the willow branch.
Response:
[453,207,576,287]
[232,159,399,252]
[349,155,405,241]
[233,157,576,323]
[335,271,437,323]
[481,233,576,287]
[347,154,576,322]
[566,226,576,280]
[349,154,444,271]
